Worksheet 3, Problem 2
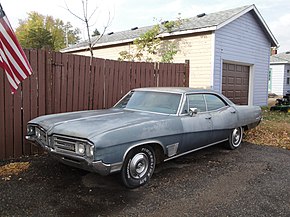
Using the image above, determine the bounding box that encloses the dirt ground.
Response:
[0,142,290,217]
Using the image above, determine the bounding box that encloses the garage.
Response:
[222,63,250,105]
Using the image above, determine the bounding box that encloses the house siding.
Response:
[172,33,212,88]
[214,11,271,106]
[270,64,285,96]
[75,44,132,60]
[285,64,290,94]
[73,33,213,88]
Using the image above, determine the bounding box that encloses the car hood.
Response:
[29,109,173,140]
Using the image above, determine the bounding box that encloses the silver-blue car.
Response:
[26,87,262,188]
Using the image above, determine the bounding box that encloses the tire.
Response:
[227,127,243,150]
[121,146,156,189]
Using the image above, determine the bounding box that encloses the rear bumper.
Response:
[246,119,261,130]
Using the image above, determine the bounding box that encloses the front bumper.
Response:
[25,135,122,176]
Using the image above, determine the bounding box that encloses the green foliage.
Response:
[92,28,100,37]
[15,12,80,51]
[159,41,179,63]
[119,17,183,63]
[26,27,53,49]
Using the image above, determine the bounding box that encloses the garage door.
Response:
[222,63,249,105]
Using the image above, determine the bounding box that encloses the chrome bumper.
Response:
[25,136,122,176]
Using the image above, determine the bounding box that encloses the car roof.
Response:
[133,87,219,94]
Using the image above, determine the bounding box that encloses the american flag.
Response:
[0,4,32,94]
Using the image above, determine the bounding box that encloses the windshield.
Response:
[114,91,182,114]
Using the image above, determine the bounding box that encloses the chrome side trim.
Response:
[122,140,165,161]
[110,162,123,173]
[167,143,179,157]
[164,139,228,162]
[91,161,123,175]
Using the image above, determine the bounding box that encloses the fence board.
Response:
[29,50,39,154]
[83,57,90,110]
[38,50,46,115]
[45,50,53,115]
[0,49,189,160]
[60,53,68,113]
[53,52,62,114]
[122,62,130,95]
[73,56,80,111]
[98,59,105,109]
[30,50,38,119]
[88,59,94,110]
[160,63,167,87]
[0,69,5,159]
[149,63,155,87]
[22,51,32,156]
[185,60,190,86]
[78,56,86,111]
[66,54,74,112]
[169,63,175,86]
[131,62,137,89]
[179,64,185,87]
[115,61,122,101]
[140,63,149,87]
[4,77,14,158]
[107,60,115,108]
[13,89,22,157]
[112,61,120,105]
[136,62,141,88]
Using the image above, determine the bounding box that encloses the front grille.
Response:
[53,136,76,153]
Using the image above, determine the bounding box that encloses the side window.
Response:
[204,94,226,111]
[188,94,206,112]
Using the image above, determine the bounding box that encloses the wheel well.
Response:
[148,143,165,164]
[124,143,165,164]
[243,125,249,131]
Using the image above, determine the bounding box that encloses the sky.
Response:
[1,0,290,53]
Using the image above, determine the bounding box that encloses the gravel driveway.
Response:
[1,142,290,217]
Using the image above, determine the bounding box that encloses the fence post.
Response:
[185,60,190,87]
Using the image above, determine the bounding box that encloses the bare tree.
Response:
[63,0,112,108]
[64,0,111,60]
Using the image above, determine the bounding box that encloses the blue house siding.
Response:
[213,11,271,106]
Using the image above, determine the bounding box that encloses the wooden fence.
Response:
[0,49,189,160]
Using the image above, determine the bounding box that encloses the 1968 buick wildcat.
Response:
[26,87,261,188]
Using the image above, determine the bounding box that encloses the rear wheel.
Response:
[227,127,243,150]
[121,146,156,188]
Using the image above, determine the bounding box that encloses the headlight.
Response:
[77,143,85,155]
[27,125,35,136]
[86,145,94,157]
[35,128,41,139]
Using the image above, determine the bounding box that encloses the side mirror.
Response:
[189,108,198,117]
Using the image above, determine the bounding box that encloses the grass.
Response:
[244,107,290,150]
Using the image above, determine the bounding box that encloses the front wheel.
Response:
[121,146,156,188]
[227,127,243,150]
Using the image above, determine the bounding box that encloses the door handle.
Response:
[205,116,212,120]
[231,110,236,114]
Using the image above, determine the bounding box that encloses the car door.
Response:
[180,94,214,153]
[204,94,238,142]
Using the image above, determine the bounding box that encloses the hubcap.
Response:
[129,153,149,179]
[232,128,241,146]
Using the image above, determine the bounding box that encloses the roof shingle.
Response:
[62,5,277,52]
[270,52,290,63]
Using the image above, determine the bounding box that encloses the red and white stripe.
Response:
[0,10,32,93]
